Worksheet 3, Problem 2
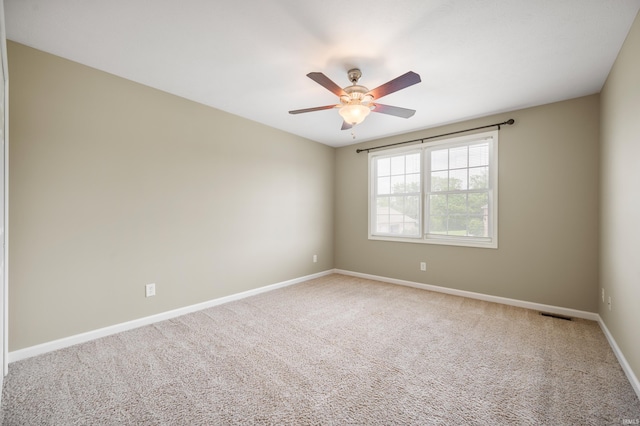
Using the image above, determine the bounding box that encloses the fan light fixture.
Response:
[339,103,371,125]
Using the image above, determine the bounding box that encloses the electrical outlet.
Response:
[313,254,318,263]
[420,262,427,271]
[602,288,605,302]
[608,296,611,311]
[145,283,156,298]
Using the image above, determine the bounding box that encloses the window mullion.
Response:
[423,149,429,237]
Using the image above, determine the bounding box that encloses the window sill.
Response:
[369,234,498,249]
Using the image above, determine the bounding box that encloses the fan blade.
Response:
[307,72,347,97]
[367,71,421,100]
[341,121,353,131]
[289,104,337,114]
[372,103,416,118]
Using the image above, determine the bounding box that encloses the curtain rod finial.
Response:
[506,119,515,125]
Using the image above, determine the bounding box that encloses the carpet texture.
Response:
[2,274,639,425]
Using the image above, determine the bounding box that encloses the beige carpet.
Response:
[2,274,639,425]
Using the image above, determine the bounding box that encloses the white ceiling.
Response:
[4,1,639,147]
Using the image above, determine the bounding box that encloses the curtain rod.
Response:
[355,119,515,153]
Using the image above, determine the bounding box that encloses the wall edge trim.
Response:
[8,269,334,363]
[334,269,600,321]
[16,268,637,401]
[597,316,640,400]
[335,269,640,397]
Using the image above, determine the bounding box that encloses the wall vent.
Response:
[539,312,573,321]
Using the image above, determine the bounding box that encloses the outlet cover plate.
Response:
[146,283,156,297]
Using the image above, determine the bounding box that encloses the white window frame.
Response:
[368,130,498,249]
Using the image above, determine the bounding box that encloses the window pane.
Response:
[390,214,404,223]
[405,196,420,222]
[386,195,420,236]
[468,215,487,237]
[377,157,391,176]
[406,153,420,173]
[375,195,420,236]
[450,146,468,169]
[376,215,389,233]
[402,223,419,236]
[469,143,489,167]
[448,194,467,215]
[468,192,488,215]
[376,196,390,209]
[449,169,468,190]
[429,194,447,216]
[406,173,420,192]
[448,215,468,236]
[377,176,391,195]
[390,156,405,175]
[431,149,448,171]
[389,215,404,234]
[429,216,447,234]
[375,197,390,233]
[431,171,448,191]
[469,166,488,189]
[390,196,404,212]
[391,175,405,193]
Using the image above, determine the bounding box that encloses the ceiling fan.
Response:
[289,68,421,130]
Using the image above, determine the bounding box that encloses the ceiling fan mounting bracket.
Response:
[347,68,362,84]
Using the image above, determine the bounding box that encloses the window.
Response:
[369,130,498,248]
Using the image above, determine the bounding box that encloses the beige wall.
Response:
[8,24,635,386]
[336,95,600,312]
[600,12,640,383]
[8,41,335,351]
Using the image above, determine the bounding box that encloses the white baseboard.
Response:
[597,317,640,400]
[335,269,599,321]
[9,270,334,363]
[335,269,640,400]
[12,268,639,402]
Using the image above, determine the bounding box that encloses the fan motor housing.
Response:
[341,85,372,104]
